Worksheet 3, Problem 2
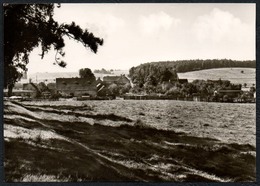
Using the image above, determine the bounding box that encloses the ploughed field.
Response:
[4,100,256,182]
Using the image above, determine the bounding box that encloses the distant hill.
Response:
[19,70,129,84]
[178,68,255,86]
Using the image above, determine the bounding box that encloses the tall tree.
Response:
[4,4,103,96]
[79,68,96,81]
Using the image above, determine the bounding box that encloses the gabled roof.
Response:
[103,74,129,81]
[56,78,96,86]
[103,76,120,82]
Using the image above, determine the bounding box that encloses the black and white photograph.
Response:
[3,3,256,182]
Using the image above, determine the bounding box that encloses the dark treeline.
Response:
[130,59,255,74]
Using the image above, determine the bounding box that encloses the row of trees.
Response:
[94,68,113,74]
[129,79,244,98]
[144,59,256,73]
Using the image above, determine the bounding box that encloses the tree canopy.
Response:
[4,4,103,95]
[129,64,178,88]
[79,68,96,81]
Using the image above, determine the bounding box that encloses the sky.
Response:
[26,3,256,74]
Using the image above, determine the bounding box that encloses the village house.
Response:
[56,78,97,97]
[96,81,105,94]
[217,89,243,102]
[23,83,38,91]
[22,83,39,97]
[96,77,103,84]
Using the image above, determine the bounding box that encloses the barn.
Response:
[56,78,97,97]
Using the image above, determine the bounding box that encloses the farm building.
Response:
[178,79,188,84]
[56,78,97,97]
[217,90,243,98]
[22,82,41,98]
[103,74,130,85]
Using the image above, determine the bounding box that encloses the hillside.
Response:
[178,68,255,86]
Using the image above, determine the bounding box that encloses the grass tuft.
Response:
[134,119,150,129]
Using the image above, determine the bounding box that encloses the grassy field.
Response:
[178,68,255,85]
[4,100,256,182]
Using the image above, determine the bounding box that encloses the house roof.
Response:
[103,75,130,83]
[103,76,121,82]
[56,78,96,85]
[96,77,102,83]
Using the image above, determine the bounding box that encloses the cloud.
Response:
[100,15,126,34]
[80,14,126,39]
[192,8,253,44]
[139,11,180,35]
[54,7,125,37]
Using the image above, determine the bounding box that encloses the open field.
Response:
[178,68,255,85]
[4,100,256,182]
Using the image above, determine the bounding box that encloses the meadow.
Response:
[4,100,256,182]
[178,68,255,85]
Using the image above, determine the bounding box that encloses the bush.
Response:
[50,93,61,99]
[134,119,150,129]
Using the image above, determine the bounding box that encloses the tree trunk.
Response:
[7,84,14,97]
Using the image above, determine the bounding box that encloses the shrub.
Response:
[134,119,150,129]
[35,133,42,144]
